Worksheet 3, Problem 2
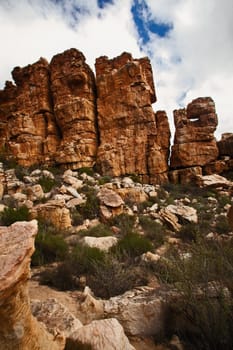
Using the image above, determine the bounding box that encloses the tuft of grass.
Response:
[109,213,136,235]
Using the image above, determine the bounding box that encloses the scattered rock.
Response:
[82,236,118,251]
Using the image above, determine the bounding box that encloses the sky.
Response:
[0,0,233,140]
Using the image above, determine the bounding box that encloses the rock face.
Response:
[170,97,219,168]
[0,49,227,184]
[0,48,97,169]
[95,52,170,184]
[50,49,98,169]
[0,220,64,350]
[0,58,58,166]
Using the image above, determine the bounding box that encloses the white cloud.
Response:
[145,0,233,139]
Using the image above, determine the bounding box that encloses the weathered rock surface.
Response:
[217,133,233,157]
[50,49,98,169]
[196,174,232,188]
[82,236,118,251]
[0,220,64,350]
[0,48,97,169]
[170,97,219,168]
[30,199,72,229]
[68,318,135,350]
[31,298,83,338]
[166,204,198,223]
[0,58,59,166]
[95,52,170,184]
[103,287,167,336]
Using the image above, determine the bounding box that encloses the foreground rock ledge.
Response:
[0,220,64,350]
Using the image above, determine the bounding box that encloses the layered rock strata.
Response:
[0,220,64,350]
[170,97,219,169]
[95,52,170,184]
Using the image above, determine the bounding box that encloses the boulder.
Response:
[68,318,135,350]
[170,97,219,169]
[196,174,232,188]
[98,188,124,207]
[0,220,64,350]
[166,204,198,223]
[103,287,167,336]
[30,199,72,229]
[82,236,118,251]
[31,298,83,338]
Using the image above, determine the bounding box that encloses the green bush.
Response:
[112,232,153,258]
[71,210,84,226]
[215,215,231,235]
[79,223,112,237]
[31,229,68,266]
[78,187,99,219]
[38,175,57,193]
[98,175,112,185]
[109,213,136,235]
[0,205,30,226]
[139,215,165,248]
[70,244,106,274]
[153,239,233,349]
[78,167,95,177]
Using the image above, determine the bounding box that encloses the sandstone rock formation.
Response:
[217,133,233,157]
[50,49,98,169]
[0,220,64,350]
[0,58,59,166]
[95,52,170,184]
[0,48,98,169]
[170,97,219,168]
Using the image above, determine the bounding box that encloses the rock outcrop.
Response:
[1,48,232,185]
[95,52,170,184]
[0,58,58,166]
[0,48,98,169]
[50,49,98,169]
[170,97,219,168]
[0,220,64,350]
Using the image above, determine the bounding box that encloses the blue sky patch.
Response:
[131,0,172,46]
[97,0,113,9]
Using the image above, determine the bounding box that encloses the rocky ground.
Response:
[0,162,233,349]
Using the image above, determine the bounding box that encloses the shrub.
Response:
[109,213,136,235]
[78,167,95,177]
[40,243,106,290]
[79,223,112,237]
[215,215,231,234]
[38,175,57,193]
[0,205,30,226]
[112,232,153,258]
[78,186,99,219]
[178,222,200,242]
[98,175,112,185]
[153,239,233,349]
[139,215,165,248]
[70,244,106,274]
[31,228,68,266]
[88,257,147,299]
[71,210,84,226]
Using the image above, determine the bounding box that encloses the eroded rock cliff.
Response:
[0,49,230,184]
[95,52,170,184]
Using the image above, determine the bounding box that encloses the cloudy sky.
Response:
[1,0,232,140]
